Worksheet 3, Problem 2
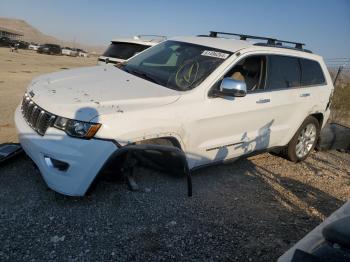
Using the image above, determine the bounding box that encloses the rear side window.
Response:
[300,59,326,86]
[266,55,301,90]
[103,42,149,60]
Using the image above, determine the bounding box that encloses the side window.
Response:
[300,59,326,86]
[224,55,267,92]
[266,55,301,90]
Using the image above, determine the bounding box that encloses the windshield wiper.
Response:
[124,68,161,85]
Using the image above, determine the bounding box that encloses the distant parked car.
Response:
[37,44,61,55]
[14,41,29,49]
[77,48,89,58]
[0,38,28,49]
[28,43,41,51]
[98,35,166,65]
[0,36,12,47]
[61,47,78,56]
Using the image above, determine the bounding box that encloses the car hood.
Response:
[28,66,180,122]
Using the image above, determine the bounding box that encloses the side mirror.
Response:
[219,78,247,97]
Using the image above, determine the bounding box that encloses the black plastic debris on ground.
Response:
[317,123,350,152]
[0,143,23,165]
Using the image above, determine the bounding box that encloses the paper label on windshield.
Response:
[201,50,229,59]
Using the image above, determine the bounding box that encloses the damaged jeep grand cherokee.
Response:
[15,31,334,196]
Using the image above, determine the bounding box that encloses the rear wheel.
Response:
[283,116,320,162]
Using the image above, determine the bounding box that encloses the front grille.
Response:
[21,93,56,136]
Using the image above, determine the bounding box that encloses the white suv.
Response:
[15,32,333,196]
[98,35,166,65]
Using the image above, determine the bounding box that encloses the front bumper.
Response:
[14,106,117,196]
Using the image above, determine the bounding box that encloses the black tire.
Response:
[283,116,320,162]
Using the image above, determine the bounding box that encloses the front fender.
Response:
[90,144,192,196]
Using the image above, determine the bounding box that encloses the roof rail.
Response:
[253,43,312,53]
[134,35,167,42]
[207,31,308,51]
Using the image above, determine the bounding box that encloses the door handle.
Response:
[300,93,311,97]
[256,98,270,104]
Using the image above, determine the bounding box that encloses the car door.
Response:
[293,58,328,125]
[262,55,304,147]
[186,55,277,168]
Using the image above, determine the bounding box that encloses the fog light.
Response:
[44,156,69,171]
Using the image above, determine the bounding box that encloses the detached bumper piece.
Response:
[0,143,23,166]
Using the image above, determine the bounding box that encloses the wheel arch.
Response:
[134,136,183,149]
[310,112,324,128]
[86,136,190,195]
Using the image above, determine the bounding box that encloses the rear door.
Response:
[263,55,303,146]
[296,58,328,116]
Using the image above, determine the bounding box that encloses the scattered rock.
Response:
[167,221,177,227]
[50,235,65,243]
[315,171,323,176]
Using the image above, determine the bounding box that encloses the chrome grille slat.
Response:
[31,107,41,130]
[35,110,45,128]
[20,94,56,136]
[22,97,29,114]
[29,105,38,125]
[25,101,34,120]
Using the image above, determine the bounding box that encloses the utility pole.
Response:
[333,66,343,86]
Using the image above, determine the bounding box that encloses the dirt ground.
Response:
[0,47,349,261]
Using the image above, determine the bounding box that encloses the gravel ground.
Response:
[0,150,349,261]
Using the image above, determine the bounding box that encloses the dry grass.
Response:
[330,74,350,127]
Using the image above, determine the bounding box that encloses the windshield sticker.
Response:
[201,50,229,59]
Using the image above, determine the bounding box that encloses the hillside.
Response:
[0,17,105,53]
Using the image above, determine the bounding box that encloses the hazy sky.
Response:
[0,0,349,58]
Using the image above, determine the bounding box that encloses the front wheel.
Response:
[284,116,320,162]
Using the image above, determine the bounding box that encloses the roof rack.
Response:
[207,31,310,52]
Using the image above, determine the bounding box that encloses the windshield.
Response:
[103,42,149,60]
[121,40,232,91]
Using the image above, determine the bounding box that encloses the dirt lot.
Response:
[0,48,97,143]
[0,47,349,261]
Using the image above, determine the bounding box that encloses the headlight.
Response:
[54,117,101,139]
